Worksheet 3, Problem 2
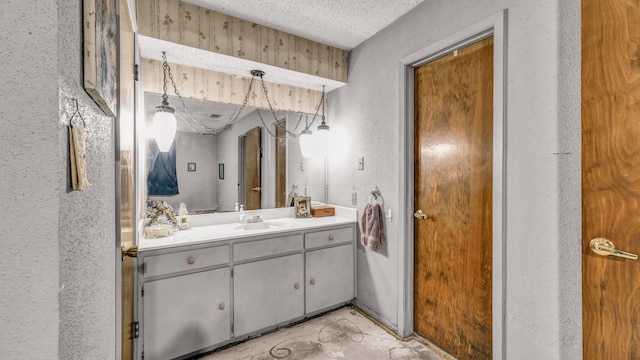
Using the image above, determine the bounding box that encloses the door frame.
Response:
[396,10,507,360]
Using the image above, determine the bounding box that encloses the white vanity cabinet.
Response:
[233,254,304,335]
[304,227,355,313]
[143,268,230,360]
[138,244,231,360]
[137,223,355,360]
[232,234,305,336]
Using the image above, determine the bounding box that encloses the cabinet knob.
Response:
[294,283,300,290]
[187,257,195,265]
[328,235,334,241]
[218,303,225,311]
[310,278,316,285]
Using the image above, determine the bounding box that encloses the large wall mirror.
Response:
[143,93,327,213]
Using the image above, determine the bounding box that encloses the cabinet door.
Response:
[306,244,355,313]
[143,268,230,360]
[234,254,304,336]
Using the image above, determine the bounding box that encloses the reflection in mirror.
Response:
[143,93,327,213]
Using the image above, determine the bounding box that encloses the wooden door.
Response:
[275,120,287,207]
[582,0,640,358]
[245,126,261,210]
[413,37,493,360]
[233,254,304,336]
[119,1,136,359]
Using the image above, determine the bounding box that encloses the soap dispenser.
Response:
[177,202,191,230]
[234,203,239,212]
[239,205,245,224]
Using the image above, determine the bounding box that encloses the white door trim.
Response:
[396,10,507,360]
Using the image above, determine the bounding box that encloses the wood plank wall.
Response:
[137,0,348,82]
[142,59,323,113]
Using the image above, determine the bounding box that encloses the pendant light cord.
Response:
[159,52,328,139]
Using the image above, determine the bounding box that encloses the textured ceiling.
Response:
[141,0,425,115]
[183,0,425,50]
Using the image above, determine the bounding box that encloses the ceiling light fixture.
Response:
[248,70,328,143]
[150,53,177,152]
[150,53,329,150]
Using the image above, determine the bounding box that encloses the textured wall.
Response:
[58,1,116,359]
[0,0,60,358]
[329,0,581,359]
[557,0,582,358]
[149,132,219,211]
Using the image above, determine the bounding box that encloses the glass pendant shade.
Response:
[152,101,177,152]
[313,127,330,158]
[299,129,315,158]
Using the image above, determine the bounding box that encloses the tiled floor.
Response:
[197,307,445,360]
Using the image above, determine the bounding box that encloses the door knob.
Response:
[253,187,262,191]
[414,210,433,220]
[590,238,638,260]
[121,246,138,261]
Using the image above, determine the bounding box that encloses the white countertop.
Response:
[139,206,358,252]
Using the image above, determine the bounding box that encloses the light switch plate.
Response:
[351,191,357,205]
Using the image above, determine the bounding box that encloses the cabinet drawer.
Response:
[144,245,229,277]
[234,234,303,262]
[305,227,353,249]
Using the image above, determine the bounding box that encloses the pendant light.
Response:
[299,86,329,158]
[151,52,177,152]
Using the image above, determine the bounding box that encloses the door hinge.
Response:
[141,286,144,297]
[133,321,139,339]
[231,268,234,277]
[134,64,139,81]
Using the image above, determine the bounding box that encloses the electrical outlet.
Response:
[357,157,364,170]
[351,191,357,205]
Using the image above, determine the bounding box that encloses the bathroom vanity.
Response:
[135,210,356,360]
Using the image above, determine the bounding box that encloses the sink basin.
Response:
[233,222,284,231]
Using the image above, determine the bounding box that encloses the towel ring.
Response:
[369,186,384,205]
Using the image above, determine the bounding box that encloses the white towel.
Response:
[69,125,90,190]
[360,203,385,251]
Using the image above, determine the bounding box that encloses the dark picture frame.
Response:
[187,162,196,172]
[218,163,224,179]
[294,196,312,218]
[83,0,118,116]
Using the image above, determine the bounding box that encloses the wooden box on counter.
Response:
[312,206,335,217]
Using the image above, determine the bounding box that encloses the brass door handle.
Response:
[121,246,138,261]
[414,210,433,220]
[253,187,262,191]
[590,238,638,260]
